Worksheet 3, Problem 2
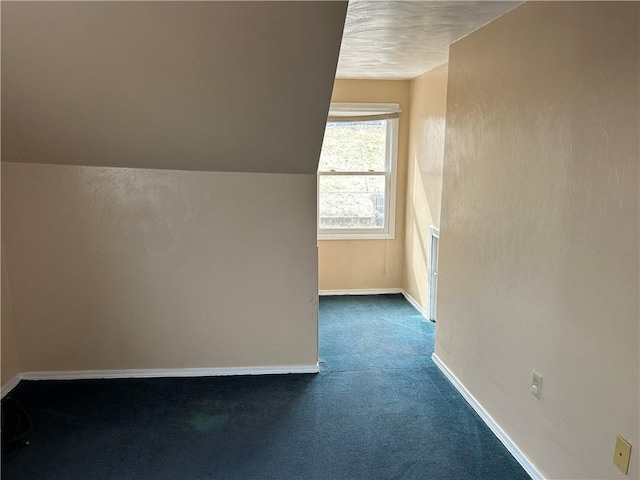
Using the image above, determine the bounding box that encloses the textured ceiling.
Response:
[336,1,522,79]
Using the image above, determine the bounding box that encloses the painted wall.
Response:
[1,251,20,387]
[436,2,639,479]
[318,80,410,291]
[2,163,319,373]
[1,1,346,174]
[403,64,448,309]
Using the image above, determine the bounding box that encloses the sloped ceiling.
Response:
[1,1,347,174]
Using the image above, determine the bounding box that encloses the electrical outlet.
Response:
[531,371,542,399]
[613,435,631,475]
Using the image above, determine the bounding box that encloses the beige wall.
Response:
[318,79,410,291]
[2,163,319,372]
[1,250,20,387]
[1,0,341,378]
[436,2,639,479]
[403,64,448,309]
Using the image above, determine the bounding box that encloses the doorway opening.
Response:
[428,226,440,322]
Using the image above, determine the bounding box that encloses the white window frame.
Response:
[317,103,399,241]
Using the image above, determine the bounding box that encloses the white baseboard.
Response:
[400,290,429,320]
[431,353,544,480]
[319,288,403,296]
[20,364,319,382]
[1,374,21,398]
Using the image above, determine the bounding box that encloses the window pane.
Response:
[318,121,386,172]
[319,175,386,229]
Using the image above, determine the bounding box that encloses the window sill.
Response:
[318,232,395,241]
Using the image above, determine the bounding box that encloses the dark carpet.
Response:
[1,294,530,479]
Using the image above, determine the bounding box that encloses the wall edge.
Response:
[1,374,22,398]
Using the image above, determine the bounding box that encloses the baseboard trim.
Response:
[1,374,21,398]
[20,364,320,381]
[400,290,429,320]
[319,288,403,296]
[431,353,544,480]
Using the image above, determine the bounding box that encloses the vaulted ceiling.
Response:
[2,1,524,174]
[1,2,347,174]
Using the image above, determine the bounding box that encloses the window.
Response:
[317,103,399,240]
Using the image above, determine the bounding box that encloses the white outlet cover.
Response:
[532,371,543,399]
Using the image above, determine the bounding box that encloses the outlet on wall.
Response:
[531,371,542,399]
[613,435,631,475]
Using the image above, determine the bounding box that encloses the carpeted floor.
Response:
[1,294,530,479]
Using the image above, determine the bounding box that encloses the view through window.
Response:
[317,104,399,239]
